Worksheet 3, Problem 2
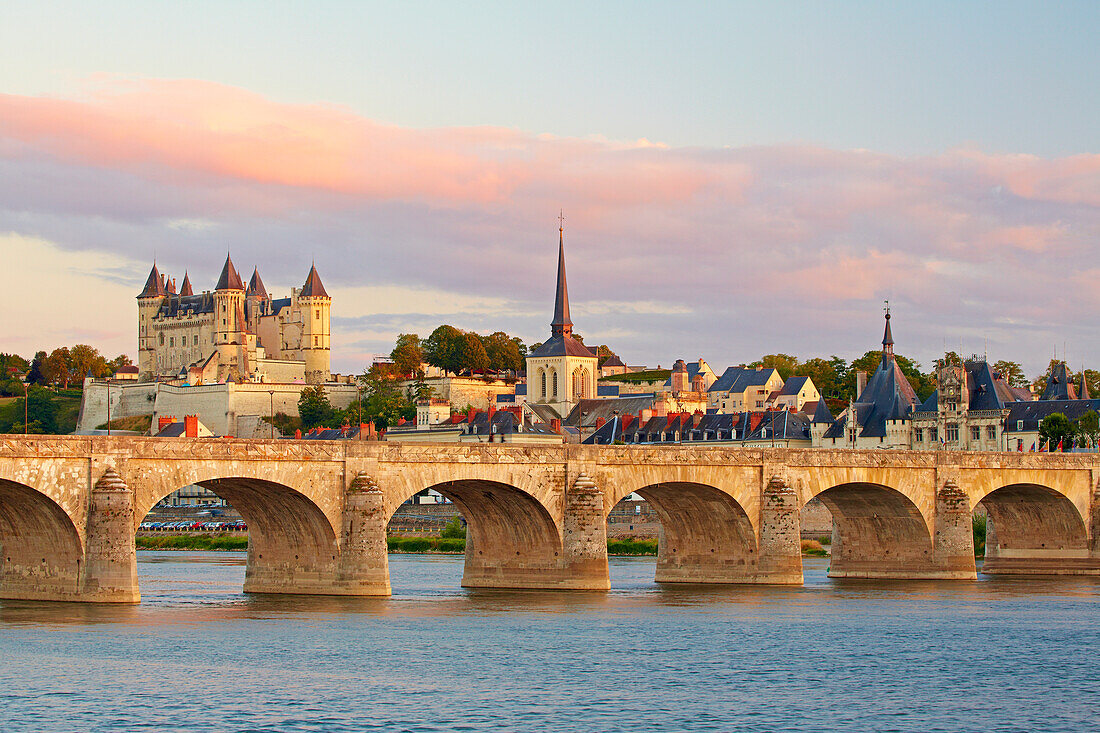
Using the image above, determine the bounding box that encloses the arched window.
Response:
[538,369,546,400]
[551,370,558,399]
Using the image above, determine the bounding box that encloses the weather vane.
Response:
[883,299,890,317]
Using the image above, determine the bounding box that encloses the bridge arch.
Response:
[387,478,563,589]
[813,482,933,578]
[0,478,84,599]
[976,483,1090,574]
[139,476,339,594]
[630,481,758,583]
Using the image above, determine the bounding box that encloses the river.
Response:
[1,552,1097,732]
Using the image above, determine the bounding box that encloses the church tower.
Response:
[137,262,166,378]
[525,218,598,419]
[299,264,331,384]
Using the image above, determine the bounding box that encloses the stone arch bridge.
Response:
[1,436,1098,602]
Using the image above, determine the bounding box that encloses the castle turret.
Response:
[137,262,166,378]
[299,263,331,383]
[246,267,270,330]
[213,254,245,347]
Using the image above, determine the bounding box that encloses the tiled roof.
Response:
[139,264,165,298]
[602,354,625,367]
[528,334,597,359]
[156,292,216,318]
[179,272,194,296]
[247,268,269,299]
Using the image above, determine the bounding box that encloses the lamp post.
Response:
[268,389,275,439]
[105,376,111,437]
[22,379,28,436]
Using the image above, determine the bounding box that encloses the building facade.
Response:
[137,255,331,384]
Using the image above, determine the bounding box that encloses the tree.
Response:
[455,332,489,374]
[108,354,133,373]
[44,347,74,388]
[26,351,47,385]
[750,354,800,381]
[933,351,964,370]
[8,386,58,434]
[298,385,341,430]
[390,333,424,377]
[0,353,28,376]
[1082,369,1100,398]
[440,516,466,539]
[992,360,1028,388]
[70,344,109,380]
[358,364,414,429]
[481,331,523,372]
[799,357,842,399]
[423,325,464,375]
[1076,411,1100,449]
[1039,412,1076,451]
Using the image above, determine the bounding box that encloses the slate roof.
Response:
[564,395,661,427]
[179,273,194,296]
[778,376,810,396]
[139,264,165,298]
[602,354,625,368]
[155,423,190,438]
[708,366,778,395]
[914,360,1022,415]
[811,398,834,424]
[528,335,597,359]
[300,264,329,298]
[582,410,810,445]
[215,254,245,291]
[156,292,216,318]
[270,297,292,315]
[1041,363,1077,401]
[823,354,918,439]
[1004,399,1100,433]
[596,384,620,397]
[551,228,572,335]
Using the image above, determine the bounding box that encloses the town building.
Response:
[707,366,785,412]
[524,224,598,419]
[910,359,1025,451]
[816,309,919,449]
[582,409,812,447]
[137,255,331,384]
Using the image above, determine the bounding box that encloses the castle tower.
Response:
[137,262,166,378]
[213,254,246,347]
[246,267,270,331]
[525,218,597,419]
[299,264,331,384]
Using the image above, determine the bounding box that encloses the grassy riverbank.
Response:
[137,535,248,551]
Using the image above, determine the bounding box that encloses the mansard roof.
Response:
[139,263,165,298]
[300,264,329,298]
[215,254,245,291]
[247,268,269,299]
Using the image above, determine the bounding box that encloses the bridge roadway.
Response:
[1,436,1098,602]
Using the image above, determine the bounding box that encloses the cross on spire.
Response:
[558,209,565,233]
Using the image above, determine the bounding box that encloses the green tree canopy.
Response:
[749,354,800,381]
[992,360,1028,388]
[390,333,424,377]
[456,332,489,373]
[1076,410,1099,449]
[481,331,524,372]
[358,364,415,429]
[298,385,343,431]
[1039,412,1076,451]
[423,325,464,375]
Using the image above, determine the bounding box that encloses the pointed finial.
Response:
[558,209,565,234]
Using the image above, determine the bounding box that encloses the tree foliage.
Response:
[297,385,343,431]
[390,333,424,377]
[992,360,1028,388]
[1039,412,1076,451]
[358,364,415,430]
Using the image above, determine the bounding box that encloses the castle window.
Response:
[929,427,938,442]
[194,335,199,346]
[1017,420,1024,431]
[970,426,981,441]
[914,428,924,442]
[946,423,959,442]
[169,337,174,347]
[158,333,164,346]
[987,426,996,440]
[315,309,320,320]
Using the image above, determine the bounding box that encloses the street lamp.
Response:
[267,389,275,439]
[22,379,28,436]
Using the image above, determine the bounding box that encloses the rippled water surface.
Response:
[1,552,1099,732]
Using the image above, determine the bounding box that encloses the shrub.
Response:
[440,516,467,539]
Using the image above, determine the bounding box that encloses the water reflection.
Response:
[1,552,1099,733]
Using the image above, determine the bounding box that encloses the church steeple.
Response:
[551,215,572,338]
[882,301,894,362]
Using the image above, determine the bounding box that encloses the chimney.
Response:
[640,408,652,424]
[654,400,668,418]
[550,418,562,433]
[488,403,496,420]
[750,412,765,434]
[755,365,763,371]
[693,410,703,427]
[158,416,175,432]
[184,415,198,438]
[856,371,868,397]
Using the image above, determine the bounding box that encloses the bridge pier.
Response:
[333,472,391,595]
[81,468,141,603]
[930,479,977,580]
[756,475,804,584]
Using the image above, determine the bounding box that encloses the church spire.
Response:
[882,300,894,361]
[551,213,572,338]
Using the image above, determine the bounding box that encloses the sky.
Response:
[2,1,1100,376]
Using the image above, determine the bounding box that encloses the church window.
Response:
[987,426,996,440]
[538,370,546,400]
[946,423,959,442]
[552,372,558,398]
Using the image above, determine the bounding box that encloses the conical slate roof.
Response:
[215,254,245,291]
[247,267,269,299]
[179,272,194,297]
[550,227,572,337]
[300,264,329,298]
[811,398,834,424]
[1041,362,1077,401]
[138,263,165,298]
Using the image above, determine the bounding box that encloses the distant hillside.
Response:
[0,387,84,434]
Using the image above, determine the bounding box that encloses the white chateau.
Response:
[137,255,331,384]
[524,225,598,419]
